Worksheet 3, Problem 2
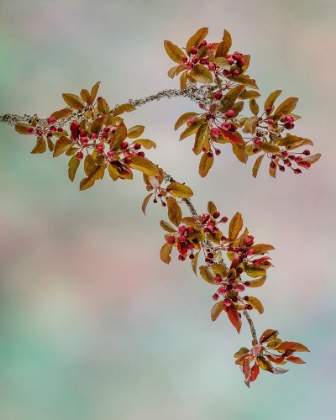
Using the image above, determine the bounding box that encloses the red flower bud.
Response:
[167,236,175,244]
[190,46,198,54]
[213,211,220,219]
[210,127,220,138]
[225,109,235,118]
[232,51,243,61]
[214,91,222,100]
[76,151,83,160]
[208,63,216,71]
[124,156,132,164]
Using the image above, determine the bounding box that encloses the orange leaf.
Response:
[141,193,153,215]
[160,243,172,264]
[276,341,310,352]
[286,356,306,364]
[259,329,279,343]
[211,301,224,321]
[62,93,85,110]
[167,196,182,227]
[229,212,243,241]
[227,305,242,333]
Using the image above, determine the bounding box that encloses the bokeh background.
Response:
[0,0,335,419]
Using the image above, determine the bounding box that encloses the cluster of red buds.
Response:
[166,224,197,261]
[26,115,64,138]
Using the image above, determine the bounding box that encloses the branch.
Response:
[243,310,258,344]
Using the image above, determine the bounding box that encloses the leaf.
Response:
[256,356,274,372]
[174,112,199,130]
[89,116,107,135]
[267,338,282,349]
[186,27,208,55]
[164,40,185,63]
[264,90,282,112]
[127,125,145,139]
[50,108,73,120]
[250,363,260,382]
[213,57,230,70]
[251,244,275,254]
[199,266,215,284]
[227,305,242,333]
[97,97,110,115]
[132,139,156,150]
[62,93,85,110]
[47,138,54,152]
[167,196,182,227]
[302,153,321,164]
[286,356,306,364]
[227,74,258,89]
[179,119,204,140]
[90,81,101,103]
[272,367,289,374]
[168,65,180,79]
[30,137,46,154]
[53,136,73,157]
[108,164,119,181]
[276,341,310,352]
[180,71,188,90]
[166,182,194,198]
[110,122,128,151]
[259,329,279,343]
[244,265,267,278]
[191,251,200,275]
[229,212,243,241]
[243,116,259,134]
[79,176,95,191]
[80,89,91,104]
[194,124,209,155]
[141,193,153,215]
[68,155,80,182]
[15,123,32,134]
[234,347,250,358]
[190,65,213,84]
[260,142,281,154]
[220,85,246,112]
[212,263,227,278]
[273,97,298,119]
[277,135,314,150]
[247,296,264,314]
[211,301,224,321]
[269,161,277,178]
[239,90,261,100]
[232,142,248,163]
[199,152,214,177]
[245,275,267,288]
[218,128,244,145]
[207,201,217,215]
[129,156,159,176]
[160,220,176,233]
[215,29,232,57]
[249,99,259,116]
[84,154,95,176]
[112,103,136,116]
[160,243,173,264]
[252,154,264,178]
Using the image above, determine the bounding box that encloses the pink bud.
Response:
[133,143,141,150]
[210,127,220,137]
[26,127,34,134]
[120,141,129,150]
[181,56,188,63]
[190,46,198,54]
[214,91,223,100]
[267,119,275,126]
[225,109,235,118]
[254,138,261,146]
[167,236,175,244]
[215,149,221,155]
[226,57,234,65]
[124,156,132,165]
[212,293,219,301]
[284,122,295,130]
[213,211,220,219]
[199,57,208,65]
[76,151,83,160]
[221,122,231,131]
[231,69,240,77]
[208,62,216,71]
[224,298,232,307]
[232,51,243,61]
[47,116,57,125]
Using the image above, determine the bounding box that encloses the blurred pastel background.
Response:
[0,0,335,419]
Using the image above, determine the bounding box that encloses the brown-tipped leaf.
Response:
[252,154,264,178]
[141,193,153,215]
[160,243,173,264]
[174,112,199,130]
[199,152,214,177]
[186,27,208,54]
[62,93,85,110]
[164,40,185,63]
[190,65,213,84]
[211,301,224,321]
[68,155,80,182]
[229,212,243,241]
[31,137,46,154]
[166,182,193,198]
[167,196,182,227]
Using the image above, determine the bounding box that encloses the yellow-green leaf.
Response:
[160,220,176,233]
[164,40,185,63]
[167,196,182,227]
[190,65,213,84]
[129,156,159,176]
[30,137,46,154]
[213,57,230,70]
[302,153,321,164]
[15,123,30,134]
[166,182,193,198]
[261,142,281,154]
[180,71,188,90]
[229,212,243,241]
[79,176,95,191]
[244,265,267,278]
[47,138,54,152]
[239,90,261,100]
[113,103,136,117]
[160,243,173,264]
[80,89,91,104]
[90,81,101,103]
[174,112,199,130]
[186,27,208,55]
[273,97,298,119]
[179,119,204,140]
[232,142,248,163]
[215,29,232,58]
[127,125,145,139]
[132,139,156,149]
[211,301,224,321]
[191,251,200,275]
[110,122,128,151]
[252,154,264,178]
[142,192,153,215]
[89,116,107,135]
[245,275,267,288]
[227,74,258,89]
[199,266,215,284]
[62,93,85,110]
[267,338,282,349]
[199,152,214,177]
[84,154,95,176]
[108,164,119,181]
[53,136,73,157]
[68,155,80,182]
[50,108,73,120]
[249,99,259,116]
[251,244,275,254]
[194,124,209,155]
[264,90,282,112]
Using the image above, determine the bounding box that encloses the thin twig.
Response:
[243,310,258,344]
